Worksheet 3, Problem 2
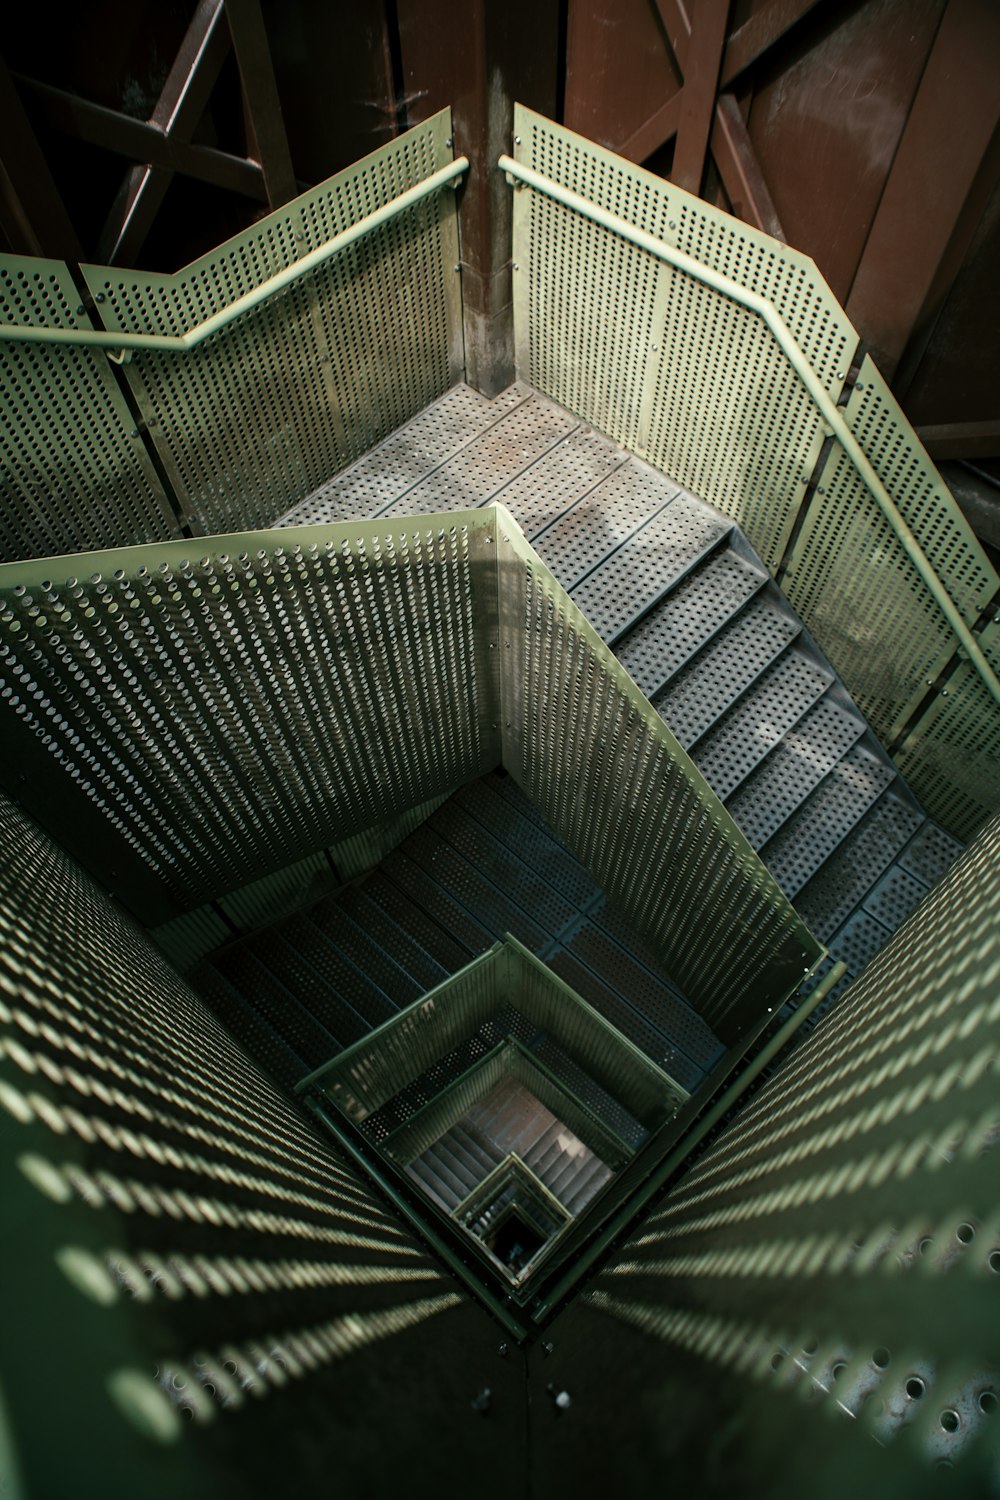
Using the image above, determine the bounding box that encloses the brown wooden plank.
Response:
[0,53,81,258]
[720,0,827,87]
[565,0,680,152]
[893,117,1000,405]
[14,76,267,202]
[397,0,559,394]
[651,0,693,76]
[671,0,730,195]
[846,0,1000,378]
[746,0,945,303]
[619,93,683,165]
[225,0,297,208]
[618,0,822,168]
[710,90,785,238]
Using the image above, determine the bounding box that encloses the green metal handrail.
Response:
[499,153,1000,710]
[0,157,468,357]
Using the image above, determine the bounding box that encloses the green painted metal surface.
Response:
[0,506,820,1035]
[509,106,1000,842]
[0,112,463,559]
[578,809,1000,1476]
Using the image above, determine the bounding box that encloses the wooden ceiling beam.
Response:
[15,76,267,202]
[225,0,297,209]
[0,51,81,259]
[719,0,826,88]
[709,92,785,239]
[98,0,231,266]
[846,0,1000,380]
[672,0,730,196]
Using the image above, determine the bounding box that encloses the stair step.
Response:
[246,930,371,1047]
[453,779,597,910]
[380,849,497,958]
[433,1140,483,1197]
[564,919,721,1072]
[277,914,398,1030]
[826,908,894,977]
[564,1157,613,1215]
[416,1148,469,1205]
[307,901,423,1010]
[569,491,731,642]
[443,1124,500,1182]
[861,863,931,929]
[336,886,450,993]
[212,947,342,1065]
[545,950,698,1089]
[793,792,925,941]
[532,461,682,590]
[429,801,578,940]
[356,869,476,973]
[195,963,307,1090]
[897,820,964,887]
[653,592,800,746]
[393,830,550,952]
[487,422,626,541]
[407,1157,458,1212]
[279,383,526,525]
[522,1121,565,1170]
[543,1142,594,1199]
[762,745,896,898]
[379,392,580,518]
[618,550,768,699]
[558,1152,607,1213]
[727,696,866,847]
[692,648,832,800]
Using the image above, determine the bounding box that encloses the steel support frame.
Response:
[395,0,560,395]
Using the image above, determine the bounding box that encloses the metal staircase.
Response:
[193,381,961,1093]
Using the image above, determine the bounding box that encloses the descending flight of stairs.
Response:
[406,1080,613,1219]
[192,383,962,1099]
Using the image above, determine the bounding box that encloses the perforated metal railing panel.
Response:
[509,109,1000,844]
[0,501,823,1047]
[494,506,823,1039]
[511,106,857,571]
[0,791,470,1499]
[0,258,179,562]
[580,811,1000,1481]
[80,112,462,537]
[895,630,1000,843]
[0,513,499,923]
[784,358,997,744]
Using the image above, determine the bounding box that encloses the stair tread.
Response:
[212,947,343,1064]
[763,746,897,898]
[619,549,768,699]
[376,392,579,519]
[727,696,866,848]
[569,491,731,641]
[532,461,682,590]
[693,648,832,800]
[653,592,800,746]
[793,793,925,941]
